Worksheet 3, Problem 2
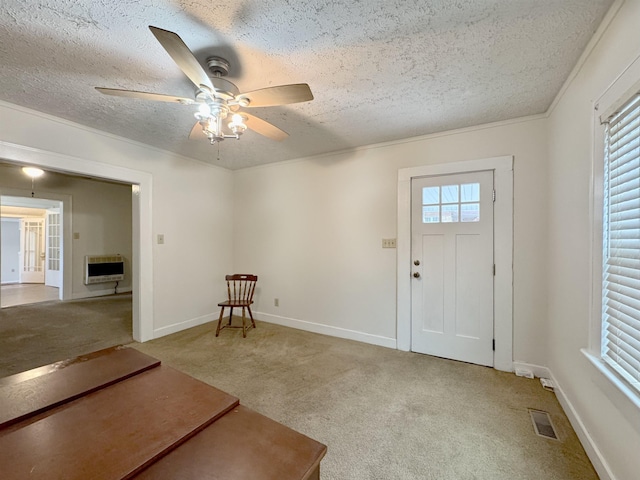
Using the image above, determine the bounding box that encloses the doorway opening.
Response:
[397,156,514,372]
[0,140,153,342]
[1,196,63,308]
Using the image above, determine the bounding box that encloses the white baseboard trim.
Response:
[255,312,397,349]
[549,370,616,480]
[153,312,218,339]
[511,363,616,479]
[512,362,551,379]
[71,287,131,300]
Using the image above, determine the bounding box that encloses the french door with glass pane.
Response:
[45,209,61,288]
[19,218,45,284]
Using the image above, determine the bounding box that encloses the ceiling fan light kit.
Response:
[192,61,248,144]
[96,26,314,151]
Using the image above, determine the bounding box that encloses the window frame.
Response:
[588,61,640,420]
[600,93,640,392]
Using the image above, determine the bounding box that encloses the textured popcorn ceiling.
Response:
[0,0,614,170]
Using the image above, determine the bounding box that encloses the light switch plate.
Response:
[382,238,396,248]
[157,234,165,245]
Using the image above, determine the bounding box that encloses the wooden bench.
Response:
[0,346,326,480]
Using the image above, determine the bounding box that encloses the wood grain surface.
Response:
[0,365,239,480]
[134,404,327,480]
[0,346,160,429]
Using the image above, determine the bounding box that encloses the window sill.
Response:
[581,349,640,433]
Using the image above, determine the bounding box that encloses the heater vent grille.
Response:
[85,254,124,285]
[529,409,558,440]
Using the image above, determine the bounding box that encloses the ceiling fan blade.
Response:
[149,26,214,91]
[238,84,313,107]
[189,122,208,140]
[95,87,195,104]
[243,113,288,141]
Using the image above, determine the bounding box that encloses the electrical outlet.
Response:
[274,298,279,307]
[382,238,397,248]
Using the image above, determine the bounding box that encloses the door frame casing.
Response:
[0,140,153,342]
[2,193,69,300]
[397,156,514,372]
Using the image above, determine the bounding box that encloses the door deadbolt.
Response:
[413,260,420,266]
[413,272,421,278]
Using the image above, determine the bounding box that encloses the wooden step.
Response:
[0,346,160,429]
[134,404,326,480]
[0,365,239,480]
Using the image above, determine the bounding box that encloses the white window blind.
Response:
[602,92,640,394]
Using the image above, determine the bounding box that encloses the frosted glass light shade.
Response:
[22,167,45,178]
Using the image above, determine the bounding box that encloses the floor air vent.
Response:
[529,409,558,440]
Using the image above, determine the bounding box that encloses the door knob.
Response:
[414,260,421,266]
[413,272,421,278]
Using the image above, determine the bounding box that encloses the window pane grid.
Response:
[47,213,61,272]
[421,183,481,224]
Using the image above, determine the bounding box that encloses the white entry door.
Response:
[19,218,45,284]
[410,170,494,366]
[45,209,62,288]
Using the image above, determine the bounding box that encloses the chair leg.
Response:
[247,306,256,328]
[241,308,247,338]
[228,307,234,326]
[216,307,225,337]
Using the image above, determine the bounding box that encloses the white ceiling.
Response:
[0,0,614,170]
[1,195,60,210]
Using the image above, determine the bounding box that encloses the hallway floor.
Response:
[1,283,59,308]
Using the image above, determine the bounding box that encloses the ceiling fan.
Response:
[96,26,313,144]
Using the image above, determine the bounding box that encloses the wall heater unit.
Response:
[84,254,125,285]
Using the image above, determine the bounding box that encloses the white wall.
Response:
[1,218,20,283]
[234,116,549,365]
[0,101,234,338]
[1,4,637,474]
[0,165,133,296]
[546,1,640,479]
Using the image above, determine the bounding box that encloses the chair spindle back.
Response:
[226,274,258,304]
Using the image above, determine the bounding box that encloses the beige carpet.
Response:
[135,320,598,480]
[0,293,133,377]
[0,296,597,479]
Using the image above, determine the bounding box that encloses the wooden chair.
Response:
[216,274,258,338]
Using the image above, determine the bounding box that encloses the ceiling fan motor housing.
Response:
[206,56,230,77]
[195,77,238,103]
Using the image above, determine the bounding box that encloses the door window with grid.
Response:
[420,183,481,224]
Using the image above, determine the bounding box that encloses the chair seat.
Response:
[217,300,253,308]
